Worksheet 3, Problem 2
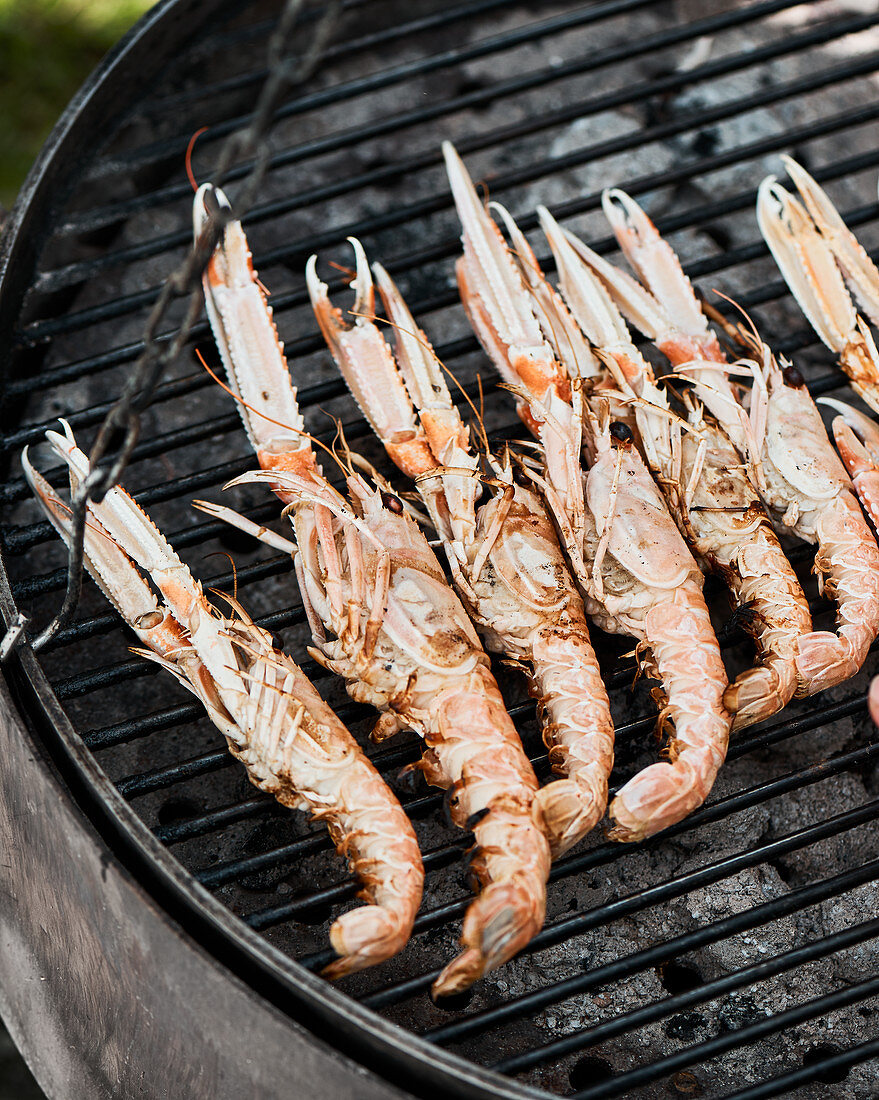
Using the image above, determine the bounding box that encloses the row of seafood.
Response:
[24,144,879,999]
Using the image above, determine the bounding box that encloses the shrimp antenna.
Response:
[328,415,357,479]
[702,292,763,357]
[476,373,487,452]
[204,550,238,602]
[185,126,209,193]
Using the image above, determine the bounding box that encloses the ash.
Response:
[5,0,879,1097]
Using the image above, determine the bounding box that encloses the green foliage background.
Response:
[0,0,154,208]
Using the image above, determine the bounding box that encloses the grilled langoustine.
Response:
[306,238,615,857]
[595,186,879,697]
[192,184,551,998]
[23,422,423,979]
[539,194,812,730]
[444,142,731,843]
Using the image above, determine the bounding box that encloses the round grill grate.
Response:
[2,2,879,1096]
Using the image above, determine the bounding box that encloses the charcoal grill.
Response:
[1,1,879,1097]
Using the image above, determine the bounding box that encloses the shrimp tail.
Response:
[531,624,614,856]
[609,588,730,842]
[427,671,551,996]
[431,818,545,998]
[723,532,813,725]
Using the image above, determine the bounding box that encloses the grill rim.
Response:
[0,4,552,1098]
[3,1,879,1095]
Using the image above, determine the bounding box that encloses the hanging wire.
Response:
[2,0,342,659]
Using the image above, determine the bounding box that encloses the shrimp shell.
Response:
[597,187,874,700]
[609,587,730,842]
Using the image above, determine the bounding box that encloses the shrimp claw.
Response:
[757,167,879,415]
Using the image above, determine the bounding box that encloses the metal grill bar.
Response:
[720,1037,879,1100]
[132,0,517,123]
[89,644,853,813]
[39,585,844,783]
[64,0,810,239]
[363,798,879,1010]
[89,0,661,180]
[201,731,879,896]
[0,334,853,597]
[8,200,879,565]
[115,696,539,801]
[42,0,814,280]
[572,973,879,1100]
[40,575,840,724]
[85,703,206,752]
[148,667,837,845]
[220,687,872,969]
[493,863,879,1072]
[154,796,281,844]
[12,106,879,413]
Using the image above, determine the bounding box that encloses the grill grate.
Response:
[2,1,879,1096]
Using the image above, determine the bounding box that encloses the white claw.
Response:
[193,181,233,238]
[347,236,375,318]
[781,156,879,328]
[757,176,857,357]
[817,398,879,467]
[442,140,555,366]
[758,172,879,417]
[601,188,709,339]
[537,205,628,349]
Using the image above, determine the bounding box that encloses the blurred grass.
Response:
[0,0,154,208]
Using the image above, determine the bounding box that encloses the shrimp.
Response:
[306,238,614,856]
[757,158,879,414]
[192,183,550,997]
[596,186,879,694]
[23,422,423,979]
[538,201,812,728]
[443,142,730,842]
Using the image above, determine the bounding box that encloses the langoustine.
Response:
[594,186,879,696]
[306,237,614,857]
[443,142,731,843]
[23,421,423,979]
[538,196,812,729]
[192,183,551,998]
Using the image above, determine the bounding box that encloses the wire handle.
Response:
[3,0,342,659]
